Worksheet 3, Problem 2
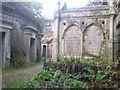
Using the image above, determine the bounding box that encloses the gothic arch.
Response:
[62,24,82,56]
[83,23,103,33]
[62,24,81,39]
[83,23,103,56]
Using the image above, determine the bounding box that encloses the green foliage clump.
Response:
[11,51,28,68]
[24,55,119,88]
[24,66,119,88]
[24,69,87,88]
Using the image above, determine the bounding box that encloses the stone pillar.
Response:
[5,30,11,66]
[52,1,61,60]
[34,37,37,60]
[52,13,60,60]
[0,29,11,68]
[81,33,83,58]
[0,31,2,90]
[24,32,32,62]
[30,33,37,62]
[0,22,12,68]
[24,28,38,63]
[0,32,2,68]
[37,33,43,62]
[109,0,115,63]
[61,39,64,55]
[109,15,114,63]
[0,17,14,68]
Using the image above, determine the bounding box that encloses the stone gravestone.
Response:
[64,25,81,56]
[84,25,103,56]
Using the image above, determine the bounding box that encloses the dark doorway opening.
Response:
[30,38,35,61]
[2,32,6,67]
[43,45,47,57]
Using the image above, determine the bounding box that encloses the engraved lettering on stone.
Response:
[64,26,81,56]
[84,25,103,56]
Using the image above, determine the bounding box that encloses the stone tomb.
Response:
[0,22,12,68]
[24,26,38,62]
[62,24,103,57]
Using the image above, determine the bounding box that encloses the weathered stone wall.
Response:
[114,3,120,62]
[41,19,53,58]
[0,21,12,67]
[0,2,42,67]
[52,4,113,60]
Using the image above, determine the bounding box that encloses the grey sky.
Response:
[39,0,89,19]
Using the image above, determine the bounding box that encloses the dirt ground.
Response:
[2,64,43,88]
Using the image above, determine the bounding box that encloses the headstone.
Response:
[84,25,103,56]
[64,26,81,56]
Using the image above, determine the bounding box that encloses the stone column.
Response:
[24,31,32,62]
[0,27,12,67]
[109,0,115,63]
[61,39,64,55]
[109,15,114,63]
[0,17,14,68]
[52,1,61,61]
[52,12,60,60]
[37,33,43,62]
[57,12,60,57]
[0,32,2,68]
[81,33,83,58]
[5,30,11,66]
[34,37,37,61]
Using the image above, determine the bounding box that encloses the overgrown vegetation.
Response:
[10,51,45,68]
[2,60,43,88]
[24,55,120,88]
[10,51,28,68]
[4,78,31,88]
[3,61,42,74]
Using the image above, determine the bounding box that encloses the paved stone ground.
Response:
[2,64,43,88]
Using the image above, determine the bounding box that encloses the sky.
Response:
[38,0,89,19]
[5,0,89,19]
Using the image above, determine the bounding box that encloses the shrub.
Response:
[24,55,119,89]
[10,51,28,68]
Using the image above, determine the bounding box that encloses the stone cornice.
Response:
[24,26,39,33]
[59,6,109,13]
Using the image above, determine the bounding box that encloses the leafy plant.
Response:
[24,55,119,89]
[64,78,86,88]
[11,51,28,68]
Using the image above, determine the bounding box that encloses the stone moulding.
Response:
[23,26,39,36]
[59,6,109,13]
[0,17,18,29]
[62,23,81,39]
[0,17,14,68]
[24,26,39,32]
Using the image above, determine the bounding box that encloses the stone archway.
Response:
[83,24,103,56]
[63,25,82,56]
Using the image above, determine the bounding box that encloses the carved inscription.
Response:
[64,26,81,56]
[84,25,103,56]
